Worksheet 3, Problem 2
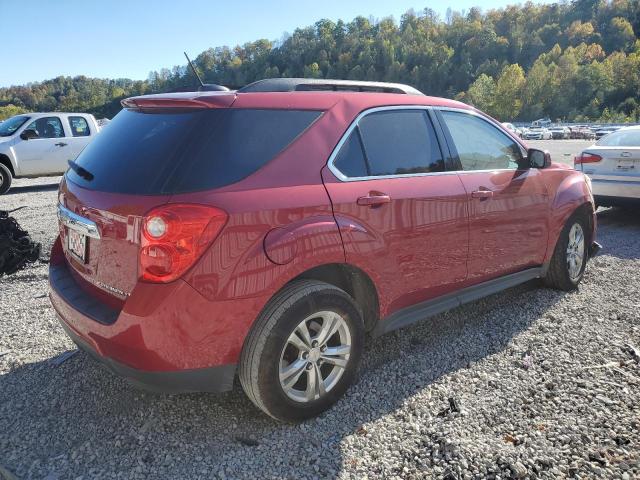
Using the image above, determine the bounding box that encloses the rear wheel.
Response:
[239,280,364,422]
[0,163,12,195]
[544,210,589,291]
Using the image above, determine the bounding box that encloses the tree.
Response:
[466,74,496,113]
[492,64,526,120]
[1,1,639,121]
[605,17,636,52]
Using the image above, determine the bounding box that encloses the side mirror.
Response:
[528,148,551,169]
[20,129,38,140]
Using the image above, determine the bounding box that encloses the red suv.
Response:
[50,79,599,421]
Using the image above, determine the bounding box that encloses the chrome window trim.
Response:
[326,105,527,182]
[58,204,101,239]
[326,105,457,182]
[436,106,528,160]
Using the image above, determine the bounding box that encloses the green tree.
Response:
[466,74,496,113]
[492,64,526,120]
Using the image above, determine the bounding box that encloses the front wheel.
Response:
[0,163,12,195]
[239,280,364,422]
[544,211,590,291]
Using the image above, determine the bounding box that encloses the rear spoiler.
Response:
[121,92,236,110]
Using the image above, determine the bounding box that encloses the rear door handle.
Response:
[357,192,391,207]
[55,142,68,147]
[471,189,493,199]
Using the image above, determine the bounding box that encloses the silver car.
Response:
[574,126,640,207]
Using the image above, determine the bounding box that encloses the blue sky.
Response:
[1,0,554,87]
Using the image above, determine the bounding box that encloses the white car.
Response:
[0,112,101,194]
[501,122,523,137]
[548,126,570,139]
[574,126,640,207]
[522,127,552,140]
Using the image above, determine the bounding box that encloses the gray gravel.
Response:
[1,168,639,479]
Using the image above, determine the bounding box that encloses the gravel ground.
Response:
[1,164,639,479]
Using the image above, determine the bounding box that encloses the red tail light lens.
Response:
[140,204,228,283]
[574,153,602,165]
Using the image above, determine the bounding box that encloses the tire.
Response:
[239,280,365,422]
[0,163,12,195]
[544,210,590,291]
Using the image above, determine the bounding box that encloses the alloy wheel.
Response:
[279,310,352,403]
[566,223,585,281]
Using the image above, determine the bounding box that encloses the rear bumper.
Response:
[58,318,235,393]
[591,178,640,200]
[47,237,257,393]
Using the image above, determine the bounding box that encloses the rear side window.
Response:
[333,130,368,178]
[440,111,526,170]
[69,116,91,137]
[332,109,444,178]
[66,109,321,194]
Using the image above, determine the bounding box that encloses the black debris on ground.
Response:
[0,209,41,277]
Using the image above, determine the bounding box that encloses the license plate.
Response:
[618,158,637,168]
[68,229,87,262]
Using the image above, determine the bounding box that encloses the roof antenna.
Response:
[184,52,205,89]
[183,52,229,92]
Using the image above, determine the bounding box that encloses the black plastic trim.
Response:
[374,267,544,336]
[49,262,120,325]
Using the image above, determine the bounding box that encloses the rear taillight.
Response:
[140,204,228,283]
[574,152,602,165]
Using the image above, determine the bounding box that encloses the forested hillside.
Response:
[1,0,638,122]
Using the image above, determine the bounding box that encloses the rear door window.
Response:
[69,116,91,137]
[332,109,444,178]
[65,109,321,194]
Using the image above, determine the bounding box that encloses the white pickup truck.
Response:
[0,112,101,194]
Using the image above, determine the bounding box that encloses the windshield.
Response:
[0,115,30,137]
[596,129,640,147]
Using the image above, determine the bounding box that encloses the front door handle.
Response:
[55,142,68,147]
[357,192,391,207]
[471,189,493,199]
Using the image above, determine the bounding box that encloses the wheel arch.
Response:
[544,200,595,267]
[0,153,16,177]
[288,263,380,333]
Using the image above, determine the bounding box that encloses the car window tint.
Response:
[69,116,91,137]
[358,110,443,176]
[333,130,368,177]
[66,109,321,194]
[25,117,65,138]
[441,111,525,170]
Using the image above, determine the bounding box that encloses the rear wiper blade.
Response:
[67,160,94,181]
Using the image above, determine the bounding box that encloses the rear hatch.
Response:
[58,95,322,302]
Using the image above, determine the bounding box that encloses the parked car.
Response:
[531,117,552,127]
[0,112,101,194]
[522,127,552,140]
[501,122,522,137]
[49,79,599,421]
[570,126,595,140]
[575,125,640,207]
[548,126,570,139]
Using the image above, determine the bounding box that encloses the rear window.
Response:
[596,129,640,146]
[66,108,321,194]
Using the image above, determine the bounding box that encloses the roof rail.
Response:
[238,78,423,95]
